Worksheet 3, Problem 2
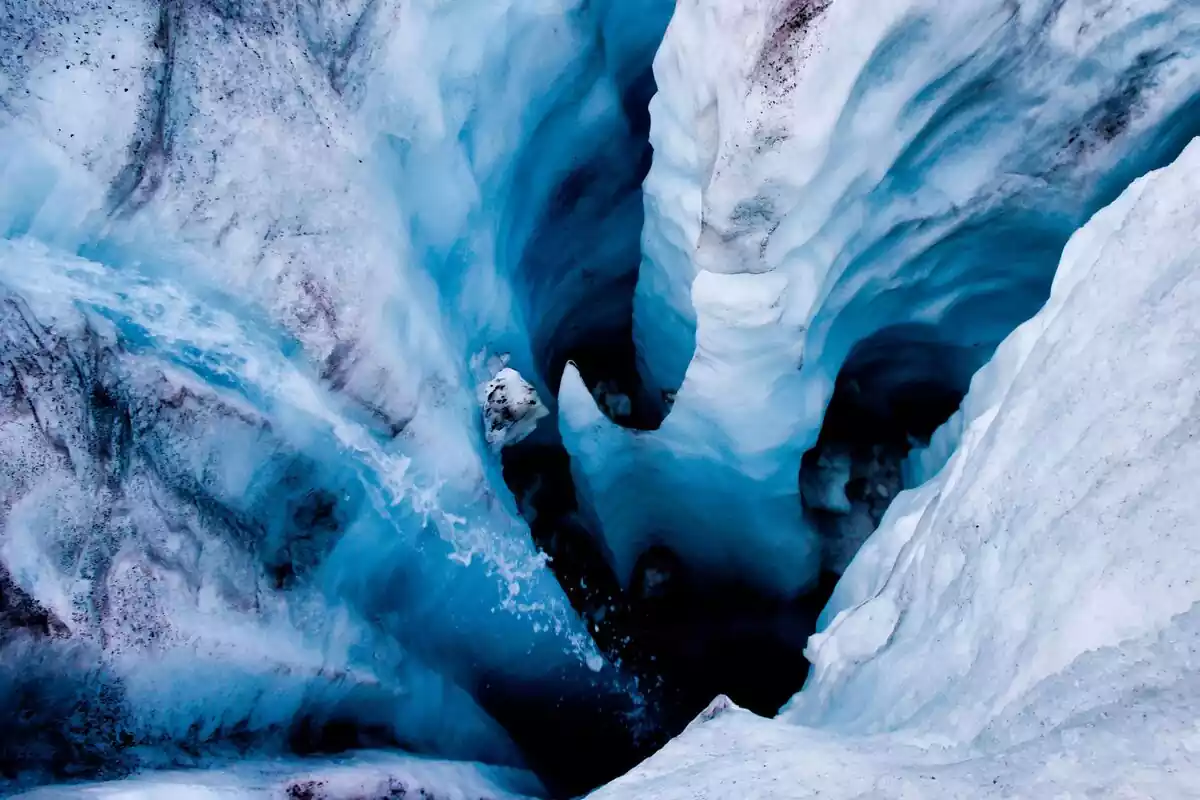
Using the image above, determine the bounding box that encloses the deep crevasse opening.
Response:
[801,325,978,574]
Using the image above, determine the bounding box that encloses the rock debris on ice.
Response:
[480,367,550,451]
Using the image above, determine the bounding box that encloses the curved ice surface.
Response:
[0,0,669,787]
[0,235,553,772]
[591,136,1200,799]
[793,134,1200,737]
[565,0,1200,596]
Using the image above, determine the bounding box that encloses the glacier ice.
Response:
[0,0,672,794]
[0,236,541,771]
[563,0,1200,601]
[591,133,1200,799]
[4,0,1200,797]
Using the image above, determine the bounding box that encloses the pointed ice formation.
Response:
[561,268,821,596]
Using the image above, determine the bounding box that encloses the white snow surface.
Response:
[592,138,1200,798]
[10,751,544,800]
[564,0,1200,596]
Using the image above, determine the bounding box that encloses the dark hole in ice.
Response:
[802,325,976,574]
[821,326,977,445]
[474,557,837,796]
[287,717,400,756]
[478,454,841,796]
[610,549,838,736]
[512,53,663,432]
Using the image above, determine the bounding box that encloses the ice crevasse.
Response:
[2,0,1200,797]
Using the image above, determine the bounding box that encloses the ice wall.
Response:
[510,0,671,397]
[564,0,1200,596]
[0,0,665,787]
[592,134,1200,800]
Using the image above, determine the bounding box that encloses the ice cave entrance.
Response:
[802,325,978,572]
